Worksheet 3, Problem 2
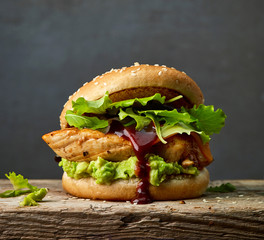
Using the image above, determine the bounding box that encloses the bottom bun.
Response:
[62,168,209,201]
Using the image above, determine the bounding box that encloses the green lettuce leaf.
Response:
[138,104,225,143]
[110,93,166,109]
[0,189,32,198]
[0,172,48,207]
[143,112,166,144]
[119,108,151,131]
[72,92,112,115]
[160,122,210,143]
[139,109,195,125]
[65,110,108,129]
[70,92,166,117]
[185,105,227,135]
[65,91,226,144]
[5,172,38,191]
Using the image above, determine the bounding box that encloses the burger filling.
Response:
[42,91,226,203]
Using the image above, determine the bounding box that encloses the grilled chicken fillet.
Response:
[42,127,212,168]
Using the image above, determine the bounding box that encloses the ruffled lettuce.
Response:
[0,172,48,206]
[65,92,226,143]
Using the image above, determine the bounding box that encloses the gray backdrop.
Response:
[1,0,263,180]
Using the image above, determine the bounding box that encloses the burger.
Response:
[42,63,226,203]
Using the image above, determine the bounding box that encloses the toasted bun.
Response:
[60,64,204,128]
[62,168,209,201]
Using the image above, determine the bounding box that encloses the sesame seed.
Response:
[158,71,162,76]
[103,82,107,86]
[162,68,168,71]
[226,196,229,198]
[77,89,80,93]
[162,65,166,67]
[154,64,159,66]
[203,199,209,203]
[238,195,244,197]
[134,62,140,66]
[131,70,136,73]
[215,197,222,199]
[258,201,263,204]
[217,200,221,203]
[68,95,72,100]
[133,202,137,205]
[103,200,106,203]
[182,71,186,74]
[232,201,237,204]
[94,82,98,85]
[114,69,118,72]
[110,68,114,72]
[83,82,88,86]
[131,72,136,76]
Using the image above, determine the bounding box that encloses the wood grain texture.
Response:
[0,179,263,240]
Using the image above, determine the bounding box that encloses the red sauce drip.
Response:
[110,121,157,204]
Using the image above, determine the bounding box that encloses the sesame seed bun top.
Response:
[60,63,204,129]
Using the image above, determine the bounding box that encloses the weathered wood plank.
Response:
[0,179,263,239]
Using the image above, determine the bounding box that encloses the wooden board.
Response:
[0,179,263,239]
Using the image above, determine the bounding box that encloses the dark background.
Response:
[1,0,263,180]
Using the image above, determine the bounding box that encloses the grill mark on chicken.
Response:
[42,128,212,167]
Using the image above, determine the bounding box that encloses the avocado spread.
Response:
[59,155,199,186]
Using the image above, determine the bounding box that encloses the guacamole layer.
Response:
[59,154,199,187]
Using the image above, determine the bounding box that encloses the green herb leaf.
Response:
[65,110,108,130]
[207,183,236,193]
